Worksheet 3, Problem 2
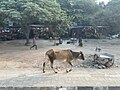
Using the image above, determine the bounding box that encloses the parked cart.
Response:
[93,52,114,68]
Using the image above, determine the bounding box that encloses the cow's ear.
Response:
[80,51,82,54]
[68,49,72,52]
[80,51,84,56]
[80,51,85,60]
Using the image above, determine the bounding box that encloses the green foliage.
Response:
[0,0,67,26]
[91,0,120,34]
[0,0,69,44]
[57,0,100,26]
[1,0,119,37]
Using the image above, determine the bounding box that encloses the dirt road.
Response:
[0,39,120,86]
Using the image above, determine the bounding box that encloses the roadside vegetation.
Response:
[0,0,120,45]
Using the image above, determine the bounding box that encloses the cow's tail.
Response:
[44,53,48,60]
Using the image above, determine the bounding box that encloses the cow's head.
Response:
[78,51,85,60]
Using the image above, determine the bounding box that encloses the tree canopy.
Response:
[0,0,68,44]
[91,0,120,35]
[0,0,120,41]
[0,0,67,25]
[57,0,100,25]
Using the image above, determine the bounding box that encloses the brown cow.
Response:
[43,49,85,73]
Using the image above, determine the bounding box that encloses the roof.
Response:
[71,26,86,29]
[30,25,45,27]
[71,26,105,29]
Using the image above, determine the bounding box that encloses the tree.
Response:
[57,0,100,26]
[0,0,67,45]
[91,0,120,35]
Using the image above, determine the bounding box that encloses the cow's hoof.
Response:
[69,69,72,72]
[66,70,69,73]
[55,72,58,73]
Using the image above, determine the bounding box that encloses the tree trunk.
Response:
[25,25,31,46]
[25,32,30,46]
[21,24,31,46]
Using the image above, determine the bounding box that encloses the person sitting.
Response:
[78,37,83,47]
[58,37,63,44]
[95,47,101,52]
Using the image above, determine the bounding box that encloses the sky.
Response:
[97,0,110,4]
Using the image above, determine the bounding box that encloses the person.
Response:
[49,36,53,42]
[58,37,63,44]
[30,35,37,50]
[78,37,83,47]
[95,47,101,52]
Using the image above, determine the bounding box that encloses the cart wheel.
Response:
[105,58,114,68]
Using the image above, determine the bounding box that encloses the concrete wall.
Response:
[0,87,120,90]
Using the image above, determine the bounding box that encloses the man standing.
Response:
[78,37,83,47]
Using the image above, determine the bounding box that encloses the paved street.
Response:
[0,68,120,87]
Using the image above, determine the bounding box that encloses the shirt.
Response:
[32,37,36,45]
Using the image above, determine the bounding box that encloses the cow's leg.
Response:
[43,60,49,73]
[50,60,57,73]
[43,62,46,73]
[66,61,73,73]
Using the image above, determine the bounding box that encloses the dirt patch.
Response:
[0,41,24,46]
[0,39,120,71]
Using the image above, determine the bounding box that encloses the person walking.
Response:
[30,35,37,50]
